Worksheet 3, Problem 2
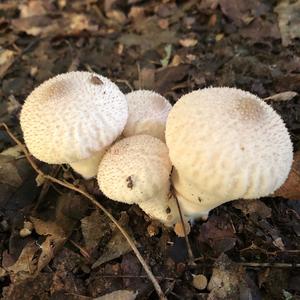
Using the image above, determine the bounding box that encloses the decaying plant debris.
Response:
[0,0,300,299]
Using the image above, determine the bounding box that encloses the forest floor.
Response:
[0,0,300,299]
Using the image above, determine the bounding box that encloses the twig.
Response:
[241,262,300,268]
[69,239,92,262]
[0,123,167,300]
[171,184,195,265]
[115,79,134,91]
[100,274,178,281]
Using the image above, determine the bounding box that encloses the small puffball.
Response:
[19,228,32,238]
[174,221,191,237]
[192,274,208,290]
[123,90,172,141]
[97,135,179,225]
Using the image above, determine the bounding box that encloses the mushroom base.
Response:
[175,192,210,221]
[138,189,180,226]
[70,149,106,179]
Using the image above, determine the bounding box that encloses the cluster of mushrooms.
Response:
[20,71,293,228]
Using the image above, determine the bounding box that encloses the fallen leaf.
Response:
[81,210,111,252]
[275,0,300,46]
[0,48,16,78]
[264,91,298,102]
[30,217,67,238]
[2,273,53,300]
[106,10,127,24]
[94,289,138,300]
[119,17,177,53]
[155,64,190,94]
[179,38,198,47]
[136,67,155,90]
[0,149,38,212]
[19,1,47,18]
[92,229,134,269]
[208,254,257,299]
[275,151,300,200]
[92,213,134,268]
[0,267,7,278]
[37,235,66,274]
[232,199,272,219]
[11,13,98,38]
[197,216,237,255]
[7,242,40,283]
[218,0,269,27]
[240,18,280,42]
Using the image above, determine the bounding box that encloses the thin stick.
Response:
[241,262,300,268]
[171,184,195,265]
[0,123,167,300]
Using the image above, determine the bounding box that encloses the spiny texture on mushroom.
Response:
[166,87,293,219]
[97,135,179,225]
[123,90,172,141]
[20,71,128,177]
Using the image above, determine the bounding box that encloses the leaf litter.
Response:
[0,0,300,299]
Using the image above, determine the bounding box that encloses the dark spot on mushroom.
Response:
[126,176,133,189]
[198,197,202,203]
[241,145,245,151]
[166,207,171,214]
[91,76,103,85]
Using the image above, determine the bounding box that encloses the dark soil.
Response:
[0,1,300,299]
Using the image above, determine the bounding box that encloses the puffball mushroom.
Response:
[20,71,128,178]
[97,135,179,225]
[123,90,172,141]
[166,87,293,220]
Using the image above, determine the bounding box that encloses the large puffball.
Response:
[123,90,172,141]
[166,87,293,219]
[20,71,128,178]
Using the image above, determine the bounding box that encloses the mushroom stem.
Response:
[138,187,180,226]
[70,149,106,179]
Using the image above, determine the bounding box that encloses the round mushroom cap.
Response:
[166,87,293,206]
[97,134,172,204]
[20,71,128,164]
[123,90,172,141]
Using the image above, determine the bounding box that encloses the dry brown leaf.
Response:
[94,290,138,300]
[81,210,111,252]
[7,242,40,283]
[275,0,300,46]
[179,38,198,47]
[37,235,66,273]
[264,91,298,102]
[0,153,24,187]
[0,49,16,79]
[19,1,47,18]
[275,151,300,200]
[92,229,133,269]
[30,217,66,238]
[106,10,127,24]
[11,13,98,38]
[92,215,135,269]
[232,199,272,218]
[137,67,155,90]
[197,216,237,255]
[0,267,7,278]
[208,254,255,299]
[119,17,177,53]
